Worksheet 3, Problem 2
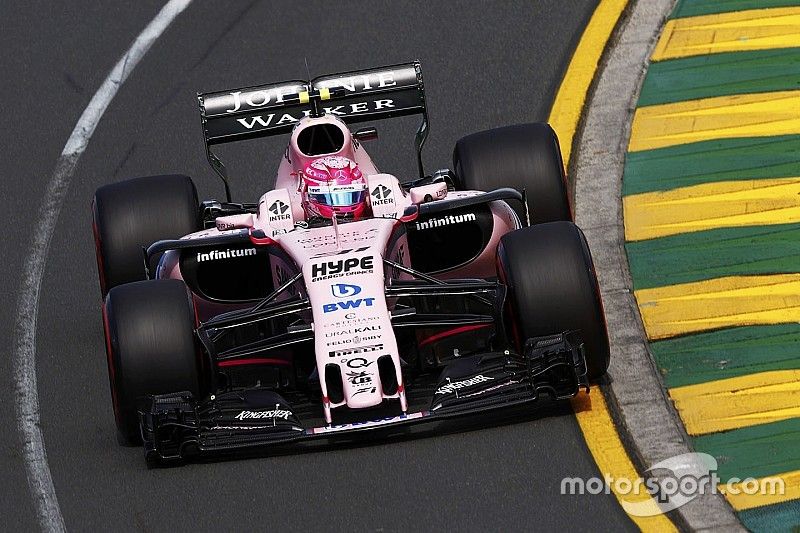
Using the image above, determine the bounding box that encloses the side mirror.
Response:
[400,204,419,223]
[353,127,378,142]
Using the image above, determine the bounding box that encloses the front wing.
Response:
[140,332,588,466]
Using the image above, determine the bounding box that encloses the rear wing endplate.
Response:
[198,61,429,201]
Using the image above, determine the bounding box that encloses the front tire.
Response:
[453,123,571,225]
[103,279,202,445]
[93,174,201,297]
[497,221,609,380]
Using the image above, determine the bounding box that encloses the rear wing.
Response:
[198,61,429,201]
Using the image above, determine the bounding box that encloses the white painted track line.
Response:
[12,1,193,530]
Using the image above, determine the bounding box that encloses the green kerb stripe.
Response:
[651,324,800,388]
[739,500,800,533]
[631,1,800,527]
[622,135,800,196]
[626,224,800,290]
[638,48,800,107]
[694,417,800,481]
[672,0,800,19]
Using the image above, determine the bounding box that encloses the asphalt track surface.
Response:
[1,1,636,531]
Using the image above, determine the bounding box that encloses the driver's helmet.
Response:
[301,156,368,219]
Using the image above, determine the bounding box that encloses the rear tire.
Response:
[497,221,609,380]
[453,123,571,225]
[103,279,202,445]
[93,174,201,297]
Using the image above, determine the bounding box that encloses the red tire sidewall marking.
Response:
[91,205,107,296]
[101,301,121,421]
[495,248,522,353]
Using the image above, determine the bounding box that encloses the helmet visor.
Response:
[307,183,367,207]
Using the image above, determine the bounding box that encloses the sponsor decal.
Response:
[370,184,394,206]
[316,72,398,92]
[461,379,521,399]
[237,113,298,129]
[311,255,374,282]
[210,425,303,431]
[310,246,369,258]
[234,409,292,421]
[299,230,378,248]
[345,357,373,369]
[268,199,291,221]
[326,339,350,347]
[346,370,373,386]
[351,334,380,344]
[216,221,236,231]
[224,85,301,113]
[414,213,477,231]
[196,248,257,263]
[308,183,364,195]
[435,375,494,395]
[325,334,380,348]
[322,298,375,314]
[234,100,396,130]
[324,326,381,337]
[323,315,380,329]
[329,343,384,358]
[310,412,425,434]
[431,380,522,412]
[331,283,361,298]
[213,70,402,116]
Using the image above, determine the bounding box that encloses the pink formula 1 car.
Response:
[92,62,610,466]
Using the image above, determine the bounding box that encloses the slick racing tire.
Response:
[453,123,571,225]
[103,279,202,445]
[497,221,610,380]
[93,174,201,297]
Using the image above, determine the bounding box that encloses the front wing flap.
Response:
[140,332,587,466]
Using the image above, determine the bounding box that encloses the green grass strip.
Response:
[651,324,800,388]
[638,48,800,107]
[739,500,800,533]
[672,0,800,19]
[626,224,800,290]
[622,135,800,196]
